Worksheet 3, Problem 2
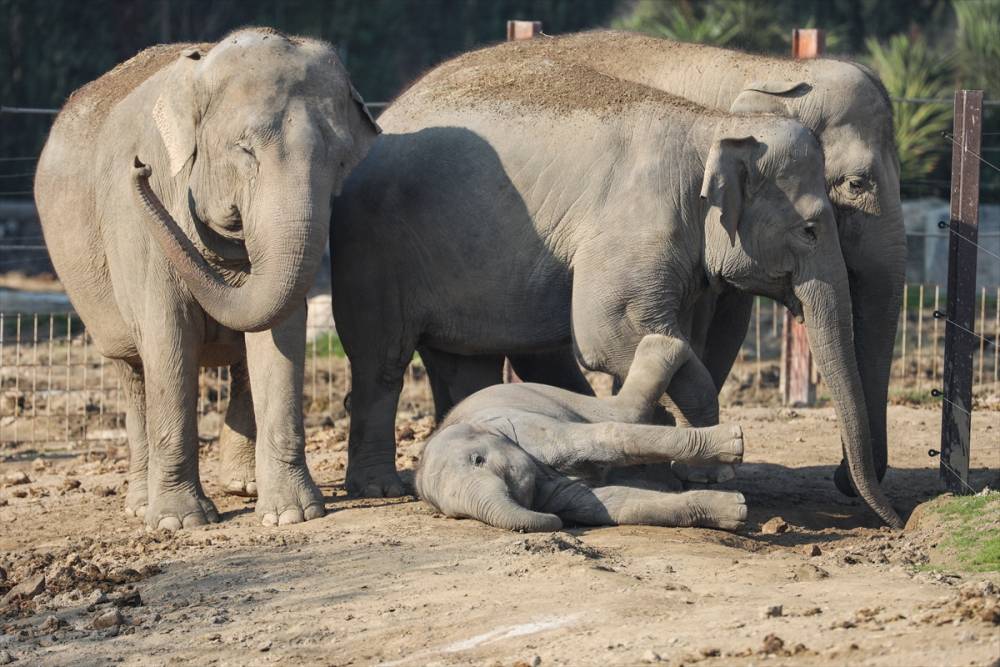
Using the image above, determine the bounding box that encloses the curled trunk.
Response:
[130,158,327,333]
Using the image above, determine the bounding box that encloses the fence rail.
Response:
[2,284,998,449]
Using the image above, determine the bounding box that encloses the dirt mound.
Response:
[499,533,606,560]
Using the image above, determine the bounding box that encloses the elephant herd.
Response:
[34,27,905,533]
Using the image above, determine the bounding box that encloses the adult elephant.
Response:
[35,28,379,529]
[331,44,903,528]
[520,31,905,497]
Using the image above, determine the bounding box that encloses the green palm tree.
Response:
[867,34,953,183]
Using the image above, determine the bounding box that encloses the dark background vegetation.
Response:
[1,0,997,199]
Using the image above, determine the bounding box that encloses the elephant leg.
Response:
[420,347,503,422]
[699,290,754,392]
[142,323,219,531]
[507,348,595,396]
[507,414,743,471]
[245,302,325,526]
[218,357,257,497]
[550,484,746,531]
[115,360,149,518]
[344,348,411,498]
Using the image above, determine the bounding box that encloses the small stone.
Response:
[3,472,29,486]
[38,615,63,634]
[762,604,783,619]
[642,650,662,663]
[793,564,830,581]
[978,603,1000,625]
[803,607,823,616]
[91,485,116,497]
[31,459,47,472]
[59,478,81,492]
[761,633,785,654]
[0,649,13,665]
[258,640,272,652]
[700,647,721,657]
[761,517,789,535]
[92,608,124,629]
[0,498,7,507]
[2,575,45,604]
[803,544,821,557]
[113,590,142,608]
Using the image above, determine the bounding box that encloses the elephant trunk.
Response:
[835,207,907,495]
[466,476,562,532]
[795,270,903,529]
[131,158,328,333]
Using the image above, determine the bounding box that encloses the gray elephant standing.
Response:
[417,336,747,532]
[504,31,905,498]
[331,44,903,527]
[35,28,379,529]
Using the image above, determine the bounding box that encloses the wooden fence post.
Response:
[939,90,983,494]
[506,20,542,41]
[502,19,542,383]
[781,29,824,406]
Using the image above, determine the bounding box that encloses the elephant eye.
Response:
[470,453,486,467]
[841,175,869,198]
[802,221,818,243]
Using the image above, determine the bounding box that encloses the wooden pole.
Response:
[781,29,824,406]
[939,90,983,494]
[507,20,542,41]
[502,19,542,383]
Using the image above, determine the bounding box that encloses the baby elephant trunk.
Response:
[466,475,563,532]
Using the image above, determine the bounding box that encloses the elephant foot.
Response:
[685,490,747,531]
[346,463,407,498]
[255,462,326,526]
[145,486,220,531]
[124,477,148,518]
[219,434,257,497]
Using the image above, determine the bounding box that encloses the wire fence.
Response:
[1,286,997,450]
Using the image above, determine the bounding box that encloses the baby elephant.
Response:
[416,336,747,532]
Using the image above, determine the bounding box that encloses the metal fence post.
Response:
[939,90,983,494]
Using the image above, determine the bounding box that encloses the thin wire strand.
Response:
[942,131,1000,174]
[933,311,997,348]
[937,221,1000,263]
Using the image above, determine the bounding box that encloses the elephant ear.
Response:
[153,48,203,176]
[349,83,382,135]
[700,136,762,246]
[730,81,812,115]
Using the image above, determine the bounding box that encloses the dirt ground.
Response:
[1,396,999,666]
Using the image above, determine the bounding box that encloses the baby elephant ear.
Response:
[730,81,811,114]
[152,49,203,176]
[700,136,760,247]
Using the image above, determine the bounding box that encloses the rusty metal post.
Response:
[939,90,983,494]
[780,29,825,406]
[507,20,542,41]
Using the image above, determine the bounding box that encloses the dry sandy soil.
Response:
[1,397,999,667]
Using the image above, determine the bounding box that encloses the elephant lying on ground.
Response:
[501,31,905,499]
[416,336,747,532]
[35,28,379,529]
[331,42,903,527]
[416,335,747,531]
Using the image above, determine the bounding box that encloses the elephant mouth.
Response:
[187,194,250,268]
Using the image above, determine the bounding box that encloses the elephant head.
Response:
[700,119,902,528]
[131,28,380,332]
[416,423,563,532]
[731,63,905,493]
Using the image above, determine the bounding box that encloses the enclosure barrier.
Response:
[1,290,997,451]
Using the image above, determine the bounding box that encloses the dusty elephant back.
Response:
[382,36,729,130]
[57,41,209,138]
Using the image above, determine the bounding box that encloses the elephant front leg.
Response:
[344,357,408,498]
[245,303,325,526]
[142,334,220,530]
[218,358,257,497]
[115,360,149,518]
